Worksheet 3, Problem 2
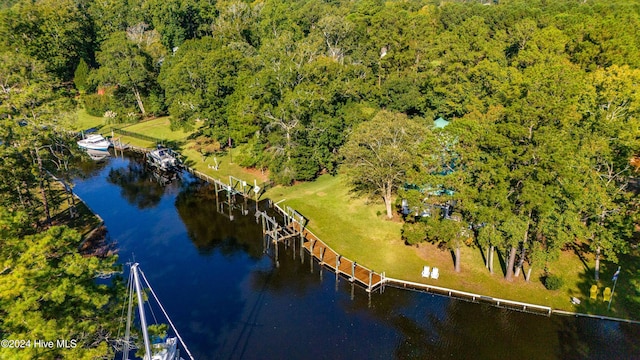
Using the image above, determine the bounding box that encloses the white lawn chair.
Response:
[431,267,439,279]
[421,266,431,278]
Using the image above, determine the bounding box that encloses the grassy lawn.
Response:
[263,174,640,317]
[264,174,418,276]
[120,116,191,142]
[68,109,640,318]
[73,109,107,131]
[180,148,269,184]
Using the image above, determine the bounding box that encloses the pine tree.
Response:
[73,58,89,94]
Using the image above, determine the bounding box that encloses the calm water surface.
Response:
[73,154,640,360]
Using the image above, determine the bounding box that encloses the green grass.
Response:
[180,148,270,184]
[73,109,106,131]
[263,174,639,317]
[265,174,418,276]
[120,117,191,142]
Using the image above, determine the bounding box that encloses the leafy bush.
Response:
[83,93,114,117]
[402,222,427,245]
[544,274,564,290]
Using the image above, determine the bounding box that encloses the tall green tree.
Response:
[578,65,640,280]
[0,212,120,359]
[0,0,95,81]
[143,0,216,50]
[92,32,157,116]
[0,51,77,225]
[73,58,90,94]
[341,110,429,219]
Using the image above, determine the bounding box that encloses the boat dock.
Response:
[258,203,386,293]
[301,227,385,292]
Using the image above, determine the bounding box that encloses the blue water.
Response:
[73,155,640,360]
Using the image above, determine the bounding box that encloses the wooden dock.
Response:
[259,204,386,293]
[301,228,384,292]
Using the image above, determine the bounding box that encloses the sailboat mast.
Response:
[122,271,135,360]
[132,263,153,360]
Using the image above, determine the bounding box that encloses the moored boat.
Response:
[146,146,181,171]
[77,134,111,151]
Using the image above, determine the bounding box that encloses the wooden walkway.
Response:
[267,207,385,293]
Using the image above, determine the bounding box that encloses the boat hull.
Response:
[77,135,111,151]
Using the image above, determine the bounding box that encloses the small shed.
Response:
[433,117,450,129]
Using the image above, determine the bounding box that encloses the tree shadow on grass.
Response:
[181,158,197,169]
[568,242,591,273]
[496,248,507,277]
[572,264,614,316]
[476,239,488,267]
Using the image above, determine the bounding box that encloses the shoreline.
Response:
[161,148,639,324]
[70,122,639,322]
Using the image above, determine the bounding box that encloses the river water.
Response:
[73,154,640,359]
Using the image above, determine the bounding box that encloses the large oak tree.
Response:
[342,110,429,219]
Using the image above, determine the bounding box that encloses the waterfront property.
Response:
[260,204,386,292]
[68,153,640,359]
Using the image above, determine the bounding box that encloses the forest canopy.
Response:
[4,0,639,183]
[1,0,639,334]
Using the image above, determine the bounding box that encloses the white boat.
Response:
[122,263,193,360]
[77,134,111,151]
[146,146,181,171]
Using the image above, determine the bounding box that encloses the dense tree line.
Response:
[0,0,638,309]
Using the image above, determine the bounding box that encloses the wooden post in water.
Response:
[300,235,305,265]
[320,247,325,265]
[351,262,356,282]
[215,184,221,213]
[292,235,296,261]
[263,234,268,254]
[335,255,341,274]
[274,233,279,268]
[350,282,355,300]
[299,226,304,261]
[368,271,373,292]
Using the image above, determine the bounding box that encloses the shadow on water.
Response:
[73,151,112,179]
[175,181,264,258]
[106,160,173,209]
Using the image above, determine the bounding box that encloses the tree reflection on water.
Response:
[175,181,264,258]
[106,161,168,209]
